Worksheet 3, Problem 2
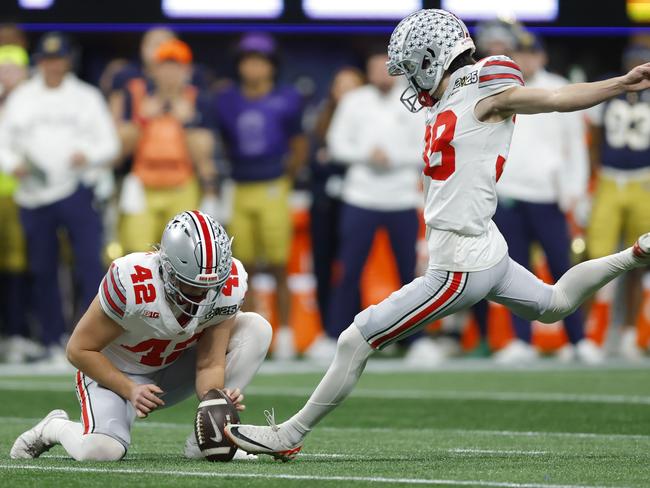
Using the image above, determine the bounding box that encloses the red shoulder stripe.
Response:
[479,73,524,85]
[110,265,126,304]
[483,59,521,71]
[102,278,124,318]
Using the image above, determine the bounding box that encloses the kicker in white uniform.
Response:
[223,8,650,461]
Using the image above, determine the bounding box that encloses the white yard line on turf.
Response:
[0,464,625,488]
[1,358,650,377]
[448,449,548,455]
[3,416,650,442]
[1,380,649,406]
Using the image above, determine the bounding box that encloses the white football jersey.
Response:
[423,55,524,272]
[98,252,247,374]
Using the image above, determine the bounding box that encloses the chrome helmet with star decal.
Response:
[159,210,233,319]
[387,9,475,112]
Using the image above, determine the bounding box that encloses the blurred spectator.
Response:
[304,66,365,360]
[108,27,176,163]
[474,18,520,58]
[0,44,44,363]
[117,39,217,254]
[0,24,27,49]
[215,33,308,359]
[107,27,210,125]
[325,51,429,364]
[586,39,650,360]
[489,29,600,365]
[0,32,119,362]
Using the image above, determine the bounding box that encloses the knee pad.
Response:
[336,326,372,359]
[76,433,126,462]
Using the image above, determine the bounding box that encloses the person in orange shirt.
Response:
[116,39,217,254]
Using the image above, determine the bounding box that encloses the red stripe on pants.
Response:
[371,272,464,349]
[76,370,90,434]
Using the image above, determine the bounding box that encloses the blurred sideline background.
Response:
[0,0,649,369]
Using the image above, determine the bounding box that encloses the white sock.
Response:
[46,419,125,461]
[283,325,373,444]
[540,248,638,323]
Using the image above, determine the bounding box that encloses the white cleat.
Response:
[555,344,576,363]
[404,337,447,368]
[632,233,650,264]
[224,410,303,462]
[183,432,257,461]
[303,335,337,362]
[10,409,68,459]
[575,339,605,365]
[619,328,644,361]
[493,339,539,365]
[273,326,297,361]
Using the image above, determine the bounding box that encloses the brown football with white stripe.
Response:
[194,389,240,462]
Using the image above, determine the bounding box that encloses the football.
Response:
[194,389,240,462]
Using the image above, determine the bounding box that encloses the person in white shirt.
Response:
[489,29,602,365]
[325,51,430,362]
[0,32,119,361]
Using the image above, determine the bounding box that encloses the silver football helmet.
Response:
[159,210,232,319]
[387,9,475,112]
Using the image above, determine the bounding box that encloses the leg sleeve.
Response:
[490,250,639,324]
[54,421,126,462]
[487,257,554,321]
[285,325,373,441]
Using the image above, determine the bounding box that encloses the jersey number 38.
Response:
[423,109,507,182]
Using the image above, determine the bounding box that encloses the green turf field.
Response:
[0,362,649,487]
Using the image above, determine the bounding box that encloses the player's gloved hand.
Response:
[223,387,245,411]
[130,383,165,418]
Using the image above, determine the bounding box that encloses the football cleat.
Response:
[493,339,538,365]
[632,233,650,263]
[10,409,68,459]
[224,410,303,462]
[575,339,605,365]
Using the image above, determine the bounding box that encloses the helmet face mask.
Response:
[159,211,233,320]
[387,9,475,112]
